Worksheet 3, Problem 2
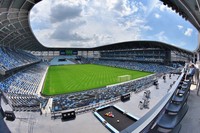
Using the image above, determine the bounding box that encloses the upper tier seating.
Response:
[0,47,40,72]
[90,60,174,73]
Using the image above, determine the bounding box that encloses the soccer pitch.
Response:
[42,64,152,96]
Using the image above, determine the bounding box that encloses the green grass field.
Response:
[42,64,152,96]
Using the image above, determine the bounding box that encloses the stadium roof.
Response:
[88,41,193,55]
[0,0,46,51]
[28,40,192,56]
[0,0,197,53]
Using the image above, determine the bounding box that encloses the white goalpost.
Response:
[118,75,131,82]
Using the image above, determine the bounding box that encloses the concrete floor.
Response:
[180,84,200,133]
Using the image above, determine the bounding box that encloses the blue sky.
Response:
[30,0,198,51]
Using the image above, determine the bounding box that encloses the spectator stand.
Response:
[0,63,48,112]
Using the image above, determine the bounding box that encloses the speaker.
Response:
[61,110,76,121]
[121,93,130,102]
[4,111,15,121]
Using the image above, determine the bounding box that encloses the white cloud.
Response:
[143,31,168,43]
[145,0,159,16]
[154,13,160,19]
[50,4,82,23]
[184,28,193,36]
[177,25,183,30]
[30,0,51,25]
[142,25,152,31]
[29,0,197,50]
[155,31,168,42]
[106,0,138,16]
[113,0,138,16]
[179,42,187,47]
[156,1,174,13]
[30,0,150,48]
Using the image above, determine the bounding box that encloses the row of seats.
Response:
[151,75,191,132]
[0,47,40,72]
[100,57,164,62]
[52,75,155,112]
[100,50,166,63]
[101,51,165,56]
[89,60,174,73]
[0,63,47,94]
[9,95,40,112]
[0,63,48,111]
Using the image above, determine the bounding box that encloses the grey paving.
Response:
[3,74,178,133]
[180,84,200,133]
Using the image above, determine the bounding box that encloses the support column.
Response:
[197,52,200,62]
[87,51,88,58]
[197,32,200,63]
[193,53,196,63]
[196,32,200,95]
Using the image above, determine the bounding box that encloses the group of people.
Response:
[185,63,199,84]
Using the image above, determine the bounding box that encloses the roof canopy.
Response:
[0,0,46,51]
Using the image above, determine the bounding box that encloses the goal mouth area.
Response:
[118,75,132,82]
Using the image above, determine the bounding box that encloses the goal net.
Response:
[118,75,131,82]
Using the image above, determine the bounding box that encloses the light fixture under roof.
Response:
[195,0,200,12]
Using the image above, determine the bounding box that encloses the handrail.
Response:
[121,72,184,133]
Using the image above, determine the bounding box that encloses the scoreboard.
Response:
[60,50,78,55]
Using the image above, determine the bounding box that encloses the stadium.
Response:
[0,0,200,133]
